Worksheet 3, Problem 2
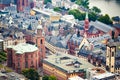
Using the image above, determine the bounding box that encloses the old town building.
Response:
[7,43,40,73]
[67,13,115,55]
[25,25,46,59]
[106,42,120,73]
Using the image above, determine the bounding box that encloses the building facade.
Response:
[0,0,11,9]
[3,38,26,50]
[33,25,46,59]
[25,25,46,59]
[0,39,4,51]
[43,53,95,80]
[106,42,120,73]
[7,43,40,73]
[17,0,35,12]
[86,68,116,80]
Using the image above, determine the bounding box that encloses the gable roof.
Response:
[90,21,114,33]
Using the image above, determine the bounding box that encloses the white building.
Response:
[68,76,87,80]
[86,68,116,80]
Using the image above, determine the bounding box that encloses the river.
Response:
[89,0,120,17]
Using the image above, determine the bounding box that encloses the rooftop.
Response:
[107,42,120,47]
[43,53,95,73]
[87,68,115,79]
[90,21,114,33]
[0,39,3,42]
[92,72,115,79]
[68,76,85,80]
[7,43,38,54]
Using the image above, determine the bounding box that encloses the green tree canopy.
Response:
[88,12,98,21]
[68,9,98,21]
[112,16,120,22]
[70,0,76,2]
[53,7,61,12]
[22,68,39,80]
[91,6,101,14]
[68,9,85,20]
[43,75,57,80]
[43,75,49,80]
[44,0,51,4]
[97,14,113,25]
[75,0,89,8]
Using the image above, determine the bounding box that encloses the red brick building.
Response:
[7,25,46,73]
[17,0,35,12]
[33,25,46,59]
[7,43,40,73]
[17,0,29,12]
[25,25,46,59]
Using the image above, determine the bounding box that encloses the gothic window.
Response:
[25,61,28,68]
[31,54,33,58]
[112,52,114,57]
[31,61,33,65]
[112,66,114,68]
[36,39,37,44]
[40,39,43,44]
[26,55,28,58]
[18,62,20,67]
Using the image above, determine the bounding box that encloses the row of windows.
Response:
[17,60,37,68]
[36,39,43,44]
[107,52,115,57]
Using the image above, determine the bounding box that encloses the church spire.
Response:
[84,12,89,38]
[85,12,88,19]
[84,12,89,31]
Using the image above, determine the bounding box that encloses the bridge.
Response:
[45,41,68,54]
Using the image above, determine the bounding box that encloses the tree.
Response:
[76,0,89,8]
[49,75,57,80]
[53,7,61,12]
[43,75,49,80]
[70,0,76,2]
[97,14,113,25]
[91,6,101,14]
[22,68,39,80]
[88,12,98,21]
[68,9,85,20]
[44,0,51,4]
[43,75,57,80]
[112,16,120,22]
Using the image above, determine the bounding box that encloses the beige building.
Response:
[43,53,95,80]
[106,42,120,73]
[3,38,26,50]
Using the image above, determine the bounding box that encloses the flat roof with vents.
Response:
[43,53,95,73]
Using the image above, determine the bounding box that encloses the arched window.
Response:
[112,52,114,57]
[40,39,43,44]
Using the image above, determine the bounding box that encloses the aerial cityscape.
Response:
[0,0,120,80]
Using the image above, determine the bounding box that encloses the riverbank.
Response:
[89,0,120,18]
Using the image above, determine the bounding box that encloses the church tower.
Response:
[84,12,89,31]
[17,0,23,12]
[106,44,116,73]
[84,12,89,38]
[35,25,46,59]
